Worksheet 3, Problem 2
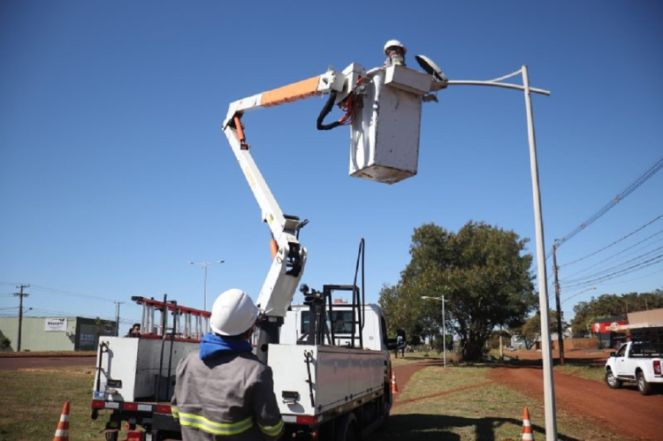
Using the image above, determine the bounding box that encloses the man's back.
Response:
[172,346,283,440]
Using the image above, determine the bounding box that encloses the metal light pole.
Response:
[439,66,557,440]
[190,260,224,310]
[422,295,446,367]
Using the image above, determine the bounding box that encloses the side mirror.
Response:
[609,352,616,357]
[386,338,398,350]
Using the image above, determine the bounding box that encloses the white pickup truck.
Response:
[605,340,663,395]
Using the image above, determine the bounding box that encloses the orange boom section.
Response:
[261,76,321,107]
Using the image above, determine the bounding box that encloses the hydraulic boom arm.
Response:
[221,65,361,323]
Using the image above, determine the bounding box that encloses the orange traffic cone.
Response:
[521,406,534,441]
[52,401,70,441]
[391,372,399,394]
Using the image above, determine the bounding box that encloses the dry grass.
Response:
[0,359,621,441]
[375,365,627,441]
[0,366,106,440]
[556,363,605,383]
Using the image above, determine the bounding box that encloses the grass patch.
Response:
[556,364,605,383]
[375,365,624,441]
[0,367,106,440]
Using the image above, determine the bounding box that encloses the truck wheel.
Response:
[335,413,359,441]
[605,368,621,389]
[637,371,652,395]
[104,431,119,441]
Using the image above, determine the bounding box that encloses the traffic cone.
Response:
[52,401,70,441]
[521,406,534,441]
[391,372,399,394]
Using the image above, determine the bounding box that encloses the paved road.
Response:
[0,356,95,370]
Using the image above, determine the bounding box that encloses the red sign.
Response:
[592,319,627,334]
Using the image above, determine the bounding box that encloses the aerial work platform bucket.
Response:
[349,64,432,184]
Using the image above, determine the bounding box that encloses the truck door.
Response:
[614,343,630,377]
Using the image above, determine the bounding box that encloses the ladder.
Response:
[131,296,211,342]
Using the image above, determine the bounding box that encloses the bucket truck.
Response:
[91,41,444,440]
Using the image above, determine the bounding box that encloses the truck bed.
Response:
[268,343,388,418]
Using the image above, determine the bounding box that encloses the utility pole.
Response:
[113,301,124,336]
[14,284,30,352]
[552,242,564,365]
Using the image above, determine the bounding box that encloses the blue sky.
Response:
[1,1,661,332]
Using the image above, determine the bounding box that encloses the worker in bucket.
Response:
[384,39,406,67]
[171,289,284,440]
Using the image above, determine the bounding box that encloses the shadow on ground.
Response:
[373,414,580,441]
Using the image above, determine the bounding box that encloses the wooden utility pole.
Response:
[14,284,30,352]
[552,243,564,365]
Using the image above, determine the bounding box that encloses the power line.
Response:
[562,229,663,280]
[561,215,663,268]
[561,253,663,289]
[555,156,663,249]
[563,245,663,285]
[29,283,119,303]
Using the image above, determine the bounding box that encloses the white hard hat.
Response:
[210,289,259,336]
[384,39,406,54]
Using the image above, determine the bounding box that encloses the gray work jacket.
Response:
[171,350,284,441]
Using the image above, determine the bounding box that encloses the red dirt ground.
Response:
[392,356,663,441]
[489,366,663,441]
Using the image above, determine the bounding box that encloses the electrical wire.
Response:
[563,244,663,284]
[561,253,663,289]
[561,215,662,268]
[28,283,119,303]
[562,229,663,280]
[555,156,663,249]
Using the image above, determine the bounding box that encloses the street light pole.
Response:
[422,295,446,367]
[441,66,557,440]
[190,260,224,310]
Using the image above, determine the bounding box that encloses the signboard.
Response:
[44,318,67,332]
[592,319,627,334]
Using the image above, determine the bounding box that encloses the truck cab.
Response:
[280,303,391,351]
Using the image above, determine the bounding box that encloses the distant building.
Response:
[0,316,117,352]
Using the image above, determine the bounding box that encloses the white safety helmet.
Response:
[384,39,406,55]
[210,289,259,336]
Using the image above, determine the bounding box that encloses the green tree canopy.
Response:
[570,290,663,335]
[519,310,558,350]
[379,221,536,361]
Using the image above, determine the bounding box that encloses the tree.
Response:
[519,310,558,350]
[385,221,536,361]
[378,284,435,343]
[571,291,663,335]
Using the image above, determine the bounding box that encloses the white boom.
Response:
[221,59,439,356]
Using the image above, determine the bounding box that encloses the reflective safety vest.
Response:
[171,350,284,440]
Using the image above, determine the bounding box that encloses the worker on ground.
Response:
[395,329,406,358]
[171,289,284,440]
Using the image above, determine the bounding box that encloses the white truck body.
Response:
[269,344,387,418]
[280,304,388,351]
[605,340,663,395]
[92,304,392,440]
[93,337,198,403]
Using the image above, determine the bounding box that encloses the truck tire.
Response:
[605,368,621,389]
[335,413,360,441]
[104,431,119,441]
[637,371,652,395]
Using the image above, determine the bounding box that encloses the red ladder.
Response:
[132,296,210,342]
